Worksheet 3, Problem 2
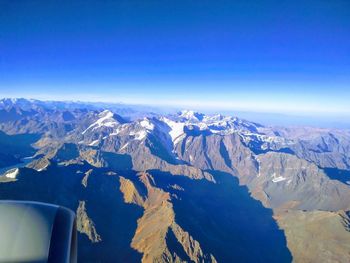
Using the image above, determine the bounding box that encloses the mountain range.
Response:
[0,98,350,262]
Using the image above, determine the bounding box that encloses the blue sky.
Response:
[0,0,349,116]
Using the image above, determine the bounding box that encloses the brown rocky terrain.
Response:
[120,173,217,263]
[274,209,350,263]
[76,200,102,243]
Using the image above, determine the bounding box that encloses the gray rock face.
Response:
[253,152,350,211]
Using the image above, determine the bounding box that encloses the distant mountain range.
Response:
[0,98,350,262]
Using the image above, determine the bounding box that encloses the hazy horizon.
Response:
[1,96,349,129]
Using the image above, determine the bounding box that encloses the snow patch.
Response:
[140,119,155,130]
[37,164,49,172]
[134,130,147,141]
[162,118,185,144]
[256,159,261,177]
[4,168,19,179]
[88,140,99,146]
[272,175,287,183]
[119,142,129,151]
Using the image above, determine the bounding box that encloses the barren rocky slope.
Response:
[0,99,350,262]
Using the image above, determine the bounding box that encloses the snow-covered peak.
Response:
[98,109,114,118]
[172,110,259,134]
[179,110,204,121]
[82,110,120,134]
[139,118,155,130]
[0,98,18,104]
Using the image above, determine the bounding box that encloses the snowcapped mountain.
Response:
[74,107,293,164]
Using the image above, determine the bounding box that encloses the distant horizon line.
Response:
[1,96,350,119]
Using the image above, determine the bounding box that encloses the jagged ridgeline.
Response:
[1,98,350,262]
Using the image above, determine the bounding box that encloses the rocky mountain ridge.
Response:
[0,98,350,262]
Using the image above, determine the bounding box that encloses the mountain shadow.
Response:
[324,168,350,186]
[102,152,133,170]
[0,131,40,167]
[0,164,142,263]
[149,169,292,263]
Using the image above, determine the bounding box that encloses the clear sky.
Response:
[0,0,349,116]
